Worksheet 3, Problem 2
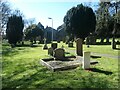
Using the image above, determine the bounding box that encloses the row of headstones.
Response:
[48,43,90,69]
[49,48,90,69]
[43,38,82,58]
[48,48,65,59]
[44,43,65,59]
[68,38,117,49]
[43,38,90,69]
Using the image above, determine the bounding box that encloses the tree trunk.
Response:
[76,38,83,56]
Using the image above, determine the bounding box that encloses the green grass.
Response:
[2,42,119,89]
[83,45,119,56]
[62,42,119,56]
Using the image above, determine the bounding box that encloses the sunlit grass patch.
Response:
[2,42,119,89]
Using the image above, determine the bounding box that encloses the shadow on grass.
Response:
[16,44,42,47]
[114,48,120,50]
[2,44,42,57]
[90,55,101,59]
[91,42,111,45]
[65,52,70,54]
[68,46,75,48]
[2,66,49,89]
[2,65,116,89]
[2,48,19,57]
[87,68,113,75]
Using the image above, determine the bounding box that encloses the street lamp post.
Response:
[48,17,53,42]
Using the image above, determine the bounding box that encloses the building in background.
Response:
[37,22,58,43]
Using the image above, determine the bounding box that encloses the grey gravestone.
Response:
[89,36,96,45]
[61,45,64,49]
[43,44,48,50]
[43,38,48,50]
[85,37,90,45]
[86,36,96,45]
[111,41,116,49]
[68,41,73,47]
[54,48,65,59]
[76,38,83,56]
[51,43,57,50]
[111,38,116,49]
[48,47,54,56]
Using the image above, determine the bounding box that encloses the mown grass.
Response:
[61,41,119,56]
[2,42,119,89]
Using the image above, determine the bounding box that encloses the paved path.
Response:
[66,49,120,59]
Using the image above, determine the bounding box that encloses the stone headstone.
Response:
[111,38,116,49]
[85,37,90,45]
[48,48,54,56]
[68,42,73,47]
[86,36,96,45]
[90,36,96,45]
[61,45,64,49]
[54,48,65,59]
[76,38,83,56]
[51,43,57,50]
[82,51,90,69]
[43,44,48,50]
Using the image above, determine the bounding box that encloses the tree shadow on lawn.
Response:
[65,52,70,54]
[2,47,19,57]
[114,48,120,50]
[87,68,113,75]
[2,44,42,57]
[2,67,50,89]
[2,63,117,89]
[16,44,42,47]
[93,42,111,45]
[2,68,115,89]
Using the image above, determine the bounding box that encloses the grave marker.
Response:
[48,48,54,56]
[43,44,48,50]
[54,48,65,59]
[82,51,90,69]
[51,43,57,50]
[76,38,83,56]
[68,41,73,47]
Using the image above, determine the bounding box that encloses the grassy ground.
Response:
[2,41,119,89]
[61,42,119,56]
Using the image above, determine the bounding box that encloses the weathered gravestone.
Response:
[51,43,57,50]
[48,47,54,56]
[76,38,83,56]
[89,36,96,45]
[43,44,48,50]
[85,37,90,48]
[111,38,116,49]
[43,38,48,50]
[68,41,73,47]
[82,51,90,69]
[85,37,90,45]
[86,36,96,45]
[54,48,65,59]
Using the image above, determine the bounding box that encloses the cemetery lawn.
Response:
[2,42,119,89]
[62,42,119,56]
